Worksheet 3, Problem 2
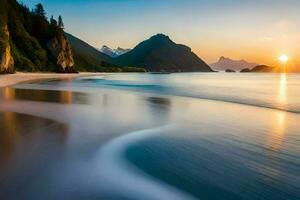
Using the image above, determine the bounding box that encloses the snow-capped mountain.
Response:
[99,45,131,58]
[210,56,257,71]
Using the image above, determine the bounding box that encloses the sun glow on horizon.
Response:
[279,55,289,63]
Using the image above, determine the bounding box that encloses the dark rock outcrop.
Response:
[47,33,75,73]
[241,65,275,73]
[250,65,274,72]
[225,69,235,72]
[240,68,251,73]
[0,25,14,74]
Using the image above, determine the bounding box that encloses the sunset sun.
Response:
[279,55,289,63]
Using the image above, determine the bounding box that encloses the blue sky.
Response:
[20,0,300,64]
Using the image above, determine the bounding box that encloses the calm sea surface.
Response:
[0,73,299,200]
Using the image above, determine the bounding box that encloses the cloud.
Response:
[259,37,273,42]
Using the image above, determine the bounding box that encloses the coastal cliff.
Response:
[47,33,75,73]
[0,0,77,73]
[0,25,14,74]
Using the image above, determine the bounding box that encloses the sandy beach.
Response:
[0,72,101,88]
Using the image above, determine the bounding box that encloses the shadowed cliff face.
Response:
[47,33,75,72]
[0,25,14,74]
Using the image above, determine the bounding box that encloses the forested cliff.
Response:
[0,0,76,73]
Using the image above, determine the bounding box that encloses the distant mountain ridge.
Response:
[100,45,131,58]
[66,33,112,71]
[66,33,145,72]
[210,56,257,71]
[115,34,213,72]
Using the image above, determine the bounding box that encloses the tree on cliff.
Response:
[50,16,57,26]
[58,16,64,29]
[0,0,8,55]
[34,3,46,19]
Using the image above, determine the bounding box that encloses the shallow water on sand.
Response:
[0,73,299,200]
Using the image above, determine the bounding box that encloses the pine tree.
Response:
[0,0,8,55]
[58,15,64,29]
[50,15,57,26]
[34,3,46,19]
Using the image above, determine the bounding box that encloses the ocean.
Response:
[0,73,299,200]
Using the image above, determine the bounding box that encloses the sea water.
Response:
[0,73,299,200]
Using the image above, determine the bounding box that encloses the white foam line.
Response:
[96,125,197,200]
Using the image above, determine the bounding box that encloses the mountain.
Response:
[100,45,131,58]
[210,56,257,72]
[0,0,75,73]
[115,34,213,72]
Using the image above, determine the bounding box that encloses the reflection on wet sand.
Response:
[0,87,88,104]
[0,88,17,167]
[0,112,17,168]
[0,112,69,175]
[2,87,15,100]
[0,74,299,200]
[60,90,73,104]
[146,96,172,125]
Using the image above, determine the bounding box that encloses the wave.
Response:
[95,125,197,200]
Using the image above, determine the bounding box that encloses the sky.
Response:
[21,0,300,65]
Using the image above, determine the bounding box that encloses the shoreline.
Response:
[0,72,103,88]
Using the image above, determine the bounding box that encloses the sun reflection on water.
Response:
[277,73,287,105]
[260,111,286,182]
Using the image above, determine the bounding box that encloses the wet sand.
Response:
[0,73,299,200]
[0,72,102,88]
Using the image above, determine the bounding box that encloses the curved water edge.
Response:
[1,73,299,199]
[14,77,300,114]
[96,125,197,200]
[74,74,300,114]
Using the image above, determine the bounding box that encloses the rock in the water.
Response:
[225,69,235,72]
[240,68,251,72]
[250,65,274,72]
[240,65,275,73]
